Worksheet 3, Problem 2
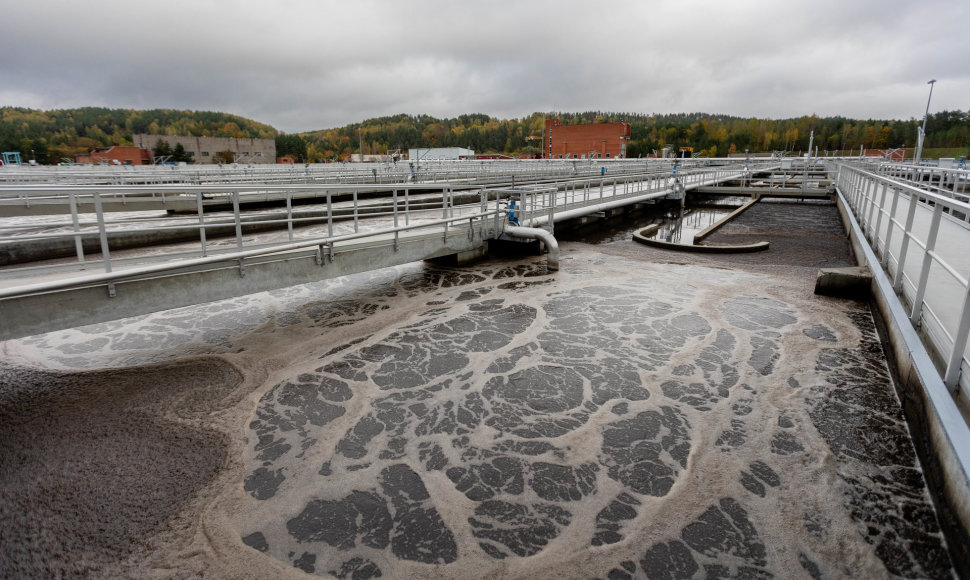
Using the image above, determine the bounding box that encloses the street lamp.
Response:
[915,79,936,165]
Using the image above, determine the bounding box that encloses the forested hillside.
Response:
[289,110,968,161]
[0,107,278,164]
[2,106,967,164]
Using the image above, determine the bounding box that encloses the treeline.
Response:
[0,107,278,164]
[2,106,967,165]
[289,110,969,161]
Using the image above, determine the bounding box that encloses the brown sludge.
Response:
[0,358,249,577]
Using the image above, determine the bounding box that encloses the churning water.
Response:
[1,203,955,579]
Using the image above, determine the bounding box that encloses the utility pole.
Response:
[915,79,936,165]
[358,124,364,163]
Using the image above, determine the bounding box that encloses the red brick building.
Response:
[75,146,152,165]
[544,119,631,159]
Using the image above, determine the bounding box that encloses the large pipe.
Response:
[504,225,559,271]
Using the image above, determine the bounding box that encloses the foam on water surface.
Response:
[2,243,954,578]
[224,251,949,578]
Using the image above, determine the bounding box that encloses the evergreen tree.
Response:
[172,142,194,163]
[152,139,172,161]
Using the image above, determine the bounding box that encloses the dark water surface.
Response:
[558,196,745,246]
[234,257,951,578]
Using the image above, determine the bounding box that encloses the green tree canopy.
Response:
[1,107,278,164]
[171,142,194,163]
[3,106,967,164]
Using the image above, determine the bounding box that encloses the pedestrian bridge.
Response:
[0,162,758,340]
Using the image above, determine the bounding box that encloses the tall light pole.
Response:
[915,79,936,164]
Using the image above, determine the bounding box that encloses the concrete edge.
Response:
[693,198,760,243]
[632,226,769,253]
[835,186,970,577]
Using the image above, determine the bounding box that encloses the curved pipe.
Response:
[632,226,768,253]
[504,225,559,271]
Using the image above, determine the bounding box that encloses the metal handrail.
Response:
[871,162,970,201]
[1,162,763,299]
[0,207,503,300]
[837,162,970,394]
[0,157,780,189]
[512,167,753,226]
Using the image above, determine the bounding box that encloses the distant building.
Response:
[349,154,398,163]
[75,146,152,165]
[460,154,514,160]
[543,119,631,159]
[132,134,276,164]
[408,147,474,161]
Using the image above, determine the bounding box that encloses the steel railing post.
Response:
[882,187,901,271]
[197,191,208,257]
[910,202,944,326]
[893,189,920,293]
[93,191,111,273]
[944,288,970,393]
[286,190,294,241]
[404,188,410,226]
[854,172,864,209]
[393,189,399,251]
[69,190,85,267]
[549,184,555,229]
[326,190,333,238]
[873,182,889,256]
[864,178,879,241]
[480,189,486,240]
[494,196,500,237]
[232,191,243,251]
[353,189,359,233]
[859,175,870,229]
[443,187,449,242]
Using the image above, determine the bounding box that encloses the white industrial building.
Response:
[133,134,276,164]
[408,147,474,161]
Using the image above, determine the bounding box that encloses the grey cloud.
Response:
[2,0,967,132]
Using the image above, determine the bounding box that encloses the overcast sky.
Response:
[2,0,967,133]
